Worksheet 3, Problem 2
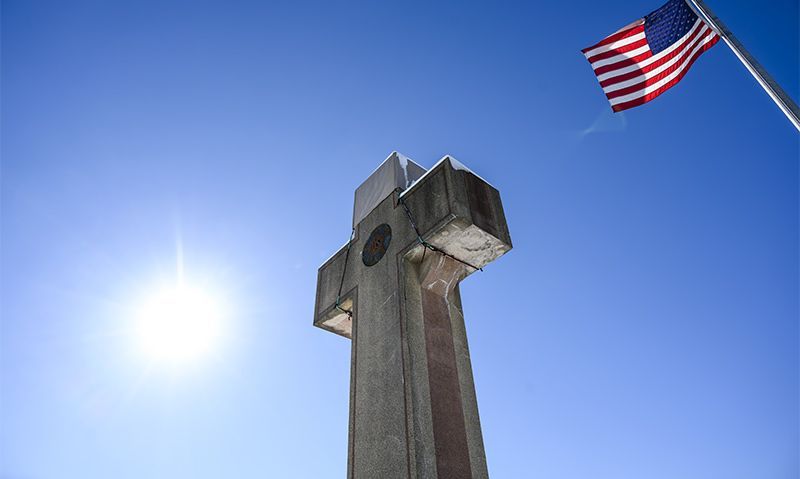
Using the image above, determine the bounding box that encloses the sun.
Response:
[135,282,227,364]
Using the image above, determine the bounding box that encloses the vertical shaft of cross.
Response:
[347,200,407,477]
[402,252,489,478]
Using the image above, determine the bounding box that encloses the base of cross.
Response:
[314,153,512,478]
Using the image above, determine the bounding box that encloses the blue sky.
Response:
[1,1,797,478]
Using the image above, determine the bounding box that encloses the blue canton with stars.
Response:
[644,0,699,54]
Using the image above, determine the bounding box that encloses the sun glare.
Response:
[135,283,226,363]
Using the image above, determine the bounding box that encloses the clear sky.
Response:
[1,1,797,478]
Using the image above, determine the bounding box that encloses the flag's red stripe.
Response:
[598,23,706,88]
[581,24,645,53]
[593,50,653,76]
[610,35,719,112]
[586,38,648,63]
[604,30,715,100]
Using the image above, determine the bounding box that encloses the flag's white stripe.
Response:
[602,25,712,94]
[596,18,704,82]
[590,44,651,69]
[583,31,646,59]
[608,33,718,105]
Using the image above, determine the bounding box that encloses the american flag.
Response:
[582,0,720,112]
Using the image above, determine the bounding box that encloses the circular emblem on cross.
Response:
[362,223,392,266]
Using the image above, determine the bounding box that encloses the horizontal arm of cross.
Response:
[314,234,359,338]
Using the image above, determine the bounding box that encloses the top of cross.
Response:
[352,152,427,227]
[315,152,512,339]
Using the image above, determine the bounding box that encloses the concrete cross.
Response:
[314,152,512,479]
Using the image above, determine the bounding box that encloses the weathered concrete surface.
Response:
[315,154,512,478]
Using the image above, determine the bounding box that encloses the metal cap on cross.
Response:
[314,152,512,478]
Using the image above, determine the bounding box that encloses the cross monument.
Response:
[315,152,512,479]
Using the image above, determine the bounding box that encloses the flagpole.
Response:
[686,0,800,132]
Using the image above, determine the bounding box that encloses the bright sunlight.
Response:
[135,282,227,364]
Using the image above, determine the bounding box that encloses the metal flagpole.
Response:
[686,0,800,132]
